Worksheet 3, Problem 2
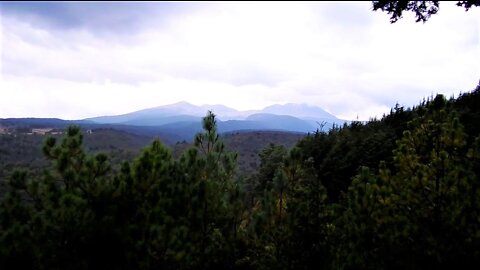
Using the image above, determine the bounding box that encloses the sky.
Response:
[0,1,479,120]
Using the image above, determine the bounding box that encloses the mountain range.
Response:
[86,102,348,134]
[0,102,350,143]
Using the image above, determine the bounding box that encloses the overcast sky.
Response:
[1,1,479,120]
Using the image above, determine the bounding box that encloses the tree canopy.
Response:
[2,84,480,269]
[372,0,480,23]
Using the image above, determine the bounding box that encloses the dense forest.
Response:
[0,129,304,193]
[1,83,480,269]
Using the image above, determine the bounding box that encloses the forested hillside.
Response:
[0,129,305,192]
[172,131,305,175]
[0,129,153,193]
[1,84,480,269]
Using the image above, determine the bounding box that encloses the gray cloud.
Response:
[1,2,479,120]
[0,2,208,35]
[157,63,288,87]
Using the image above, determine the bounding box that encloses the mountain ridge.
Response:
[86,101,345,124]
[1,102,350,142]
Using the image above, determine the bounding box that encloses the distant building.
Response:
[32,128,53,135]
[86,129,93,134]
[0,126,13,134]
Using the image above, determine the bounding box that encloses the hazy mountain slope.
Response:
[262,103,338,119]
[85,102,344,128]
[245,113,316,132]
[1,102,348,142]
[121,115,201,126]
[87,102,240,124]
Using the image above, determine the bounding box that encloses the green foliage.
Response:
[173,131,304,175]
[253,143,288,198]
[372,0,479,23]
[0,128,151,187]
[373,0,440,23]
[335,94,480,269]
[0,115,245,269]
[0,126,116,269]
[296,111,406,202]
[2,87,480,269]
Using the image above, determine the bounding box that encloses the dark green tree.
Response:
[336,95,480,269]
[372,0,480,23]
[0,126,117,269]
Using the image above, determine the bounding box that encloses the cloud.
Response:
[0,2,201,35]
[1,2,479,120]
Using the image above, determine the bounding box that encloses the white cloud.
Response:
[1,2,479,120]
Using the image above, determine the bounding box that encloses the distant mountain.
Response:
[0,118,93,127]
[79,101,351,139]
[121,115,201,126]
[90,102,342,122]
[260,103,351,129]
[262,103,338,120]
[87,102,241,124]
[1,100,350,144]
[198,104,241,119]
[245,113,316,132]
